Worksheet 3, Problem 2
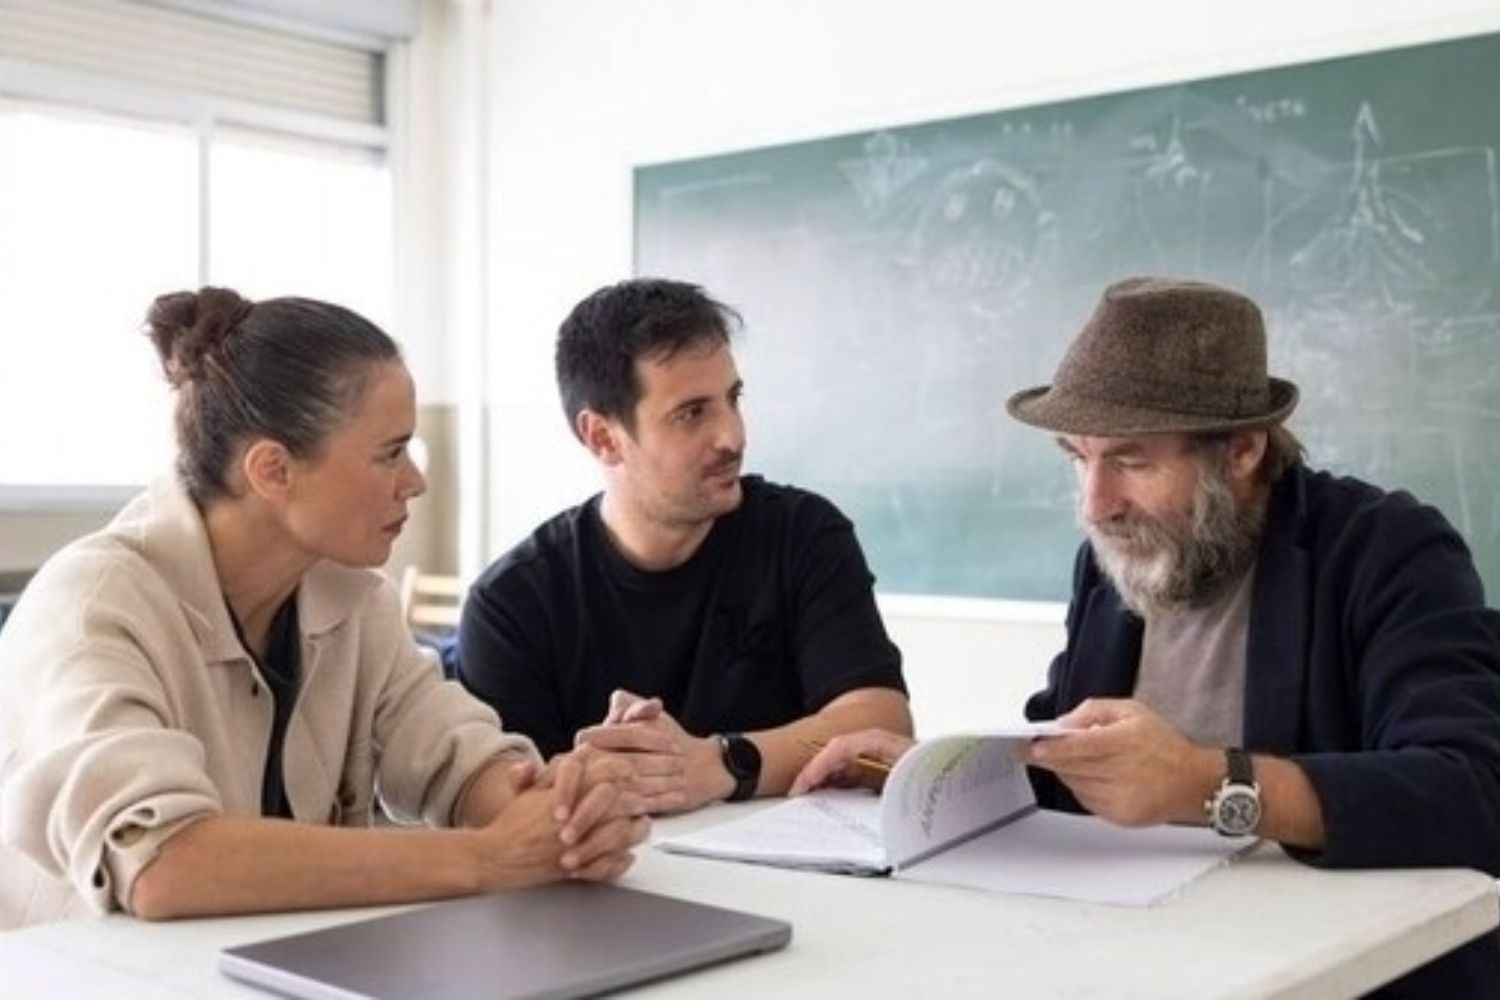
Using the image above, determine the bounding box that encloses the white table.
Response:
[1,805,1495,999]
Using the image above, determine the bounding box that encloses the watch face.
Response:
[722,735,762,778]
[719,734,762,802]
[1215,786,1261,837]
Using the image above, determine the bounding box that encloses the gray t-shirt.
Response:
[1133,564,1255,748]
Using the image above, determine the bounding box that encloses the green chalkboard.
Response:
[635,32,1500,601]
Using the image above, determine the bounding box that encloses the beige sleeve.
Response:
[361,583,538,826]
[0,559,222,916]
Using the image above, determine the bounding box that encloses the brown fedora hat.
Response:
[1006,276,1298,436]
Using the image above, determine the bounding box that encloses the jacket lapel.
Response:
[133,474,246,666]
[1067,555,1144,705]
[1243,467,1312,754]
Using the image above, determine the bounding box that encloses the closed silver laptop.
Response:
[218,882,791,999]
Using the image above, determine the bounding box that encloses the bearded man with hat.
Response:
[794,276,1500,997]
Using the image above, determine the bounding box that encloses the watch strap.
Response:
[1225,747,1255,786]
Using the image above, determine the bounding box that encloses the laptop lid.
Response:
[218,882,791,1000]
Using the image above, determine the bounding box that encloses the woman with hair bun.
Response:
[0,288,648,926]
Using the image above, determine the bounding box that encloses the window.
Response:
[0,0,398,502]
[210,128,393,331]
[0,103,195,488]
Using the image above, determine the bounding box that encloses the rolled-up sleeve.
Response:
[362,586,537,826]
[0,569,223,915]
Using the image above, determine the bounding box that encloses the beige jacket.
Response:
[0,475,534,928]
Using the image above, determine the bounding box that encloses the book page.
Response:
[656,722,1070,877]
[655,790,889,874]
[880,732,1041,868]
[973,721,1071,738]
[900,809,1254,906]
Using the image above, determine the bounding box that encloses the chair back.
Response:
[398,566,464,632]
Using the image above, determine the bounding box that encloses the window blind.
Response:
[0,0,384,125]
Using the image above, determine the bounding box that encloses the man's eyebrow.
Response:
[668,393,712,414]
[1098,440,1147,459]
[668,379,743,413]
[1053,437,1149,459]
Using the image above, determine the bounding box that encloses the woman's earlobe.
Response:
[242,438,294,499]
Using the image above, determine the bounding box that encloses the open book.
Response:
[657,723,1254,906]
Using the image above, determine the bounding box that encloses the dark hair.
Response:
[1260,424,1306,483]
[554,278,740,439]
[145,287,400,502]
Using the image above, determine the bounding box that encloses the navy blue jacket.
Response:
[1026,463,1500,997]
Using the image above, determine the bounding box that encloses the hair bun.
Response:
[145,286,254,385]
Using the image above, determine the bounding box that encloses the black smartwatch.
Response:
[716,733,762,802]
[1206,747,1262,837]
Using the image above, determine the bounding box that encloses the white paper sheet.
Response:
[900,810,1253,906]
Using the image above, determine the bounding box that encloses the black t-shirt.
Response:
[228,595,301,819]
[457,476,906,757]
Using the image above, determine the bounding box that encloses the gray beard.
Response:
[1085,460,1264,620]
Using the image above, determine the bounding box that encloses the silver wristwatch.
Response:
[1206,747,1261,837]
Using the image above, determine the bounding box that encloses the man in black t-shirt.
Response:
[458,278,911,814]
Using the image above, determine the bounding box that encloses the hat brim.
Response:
[1006,377,1299,436]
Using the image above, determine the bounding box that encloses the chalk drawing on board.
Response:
[898,159,1057,321]
[1267,104,1500,291]
[840,131,929,216]
[1122,110,1216,271]
[1133,112,1210,189]
[635,32,1500,599]
[1249,101,1500,550]
[1277,296,1500,544]
[1288,104,1436,288]
[1065,95,1256,279]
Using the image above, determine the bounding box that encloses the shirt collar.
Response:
[122,473,381,661]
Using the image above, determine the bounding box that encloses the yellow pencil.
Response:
[800,738,893,774]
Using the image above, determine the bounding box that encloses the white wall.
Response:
[879,596,1064,734]
[482,0,1500,723]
